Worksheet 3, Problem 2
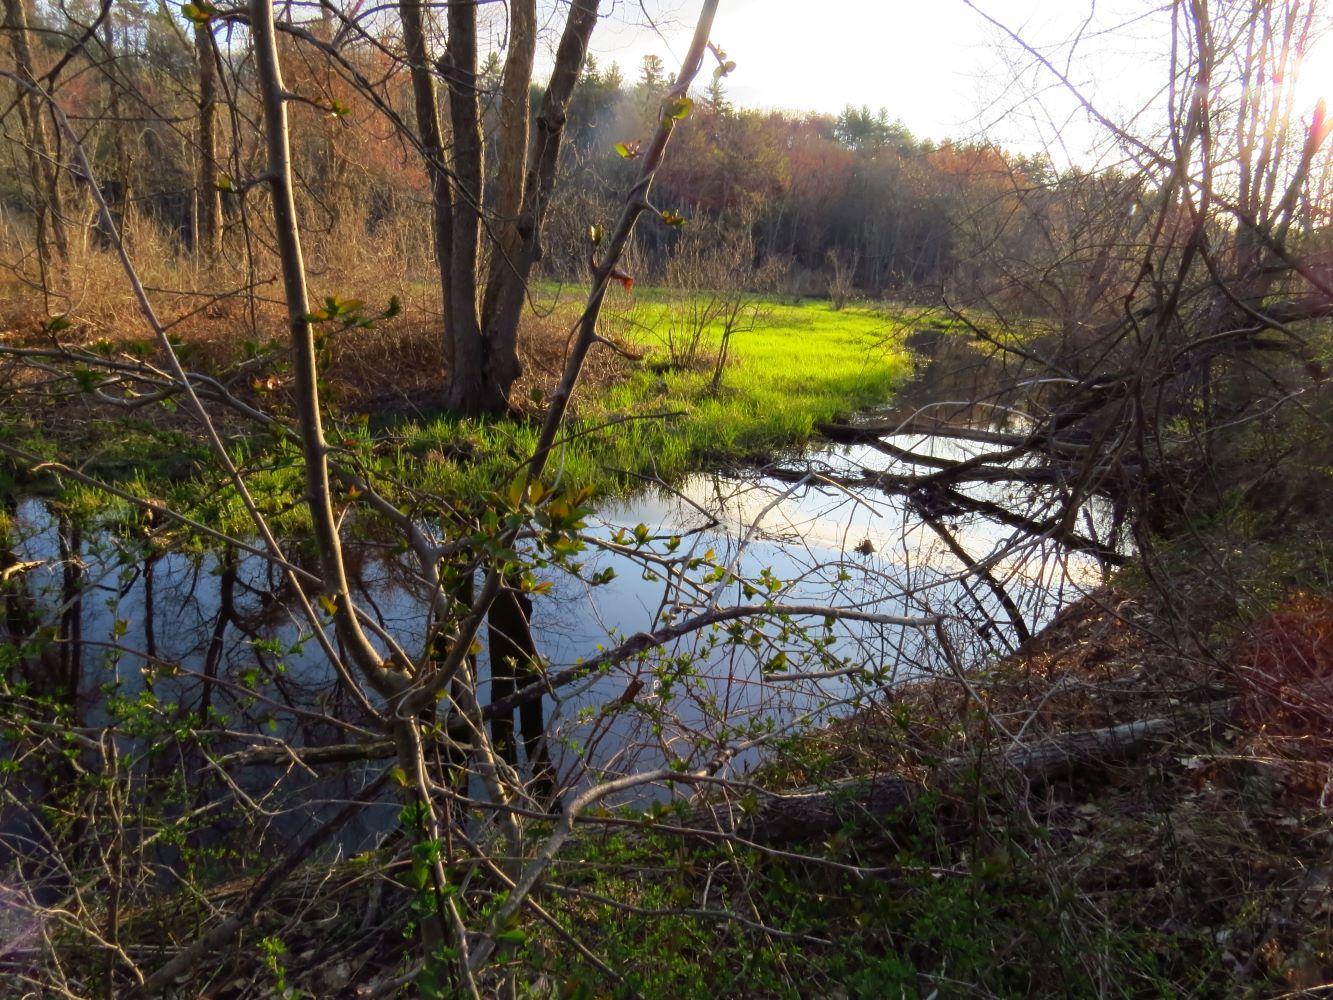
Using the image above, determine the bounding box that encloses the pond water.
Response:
[1,419,1123,850]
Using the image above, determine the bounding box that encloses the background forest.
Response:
[0,1,1155,344]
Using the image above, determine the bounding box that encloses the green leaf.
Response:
[328,295,363,316]
[663,96,694,123]
[505,477,525,510]
[306,295,364,324]
[43,314,72,334]
[180,1,217,25]
[613,140,641,160]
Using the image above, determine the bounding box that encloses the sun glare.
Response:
[1290,35,1333,116]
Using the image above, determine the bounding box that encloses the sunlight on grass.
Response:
[403,296,914,499]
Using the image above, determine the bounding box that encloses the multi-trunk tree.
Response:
[399,0,599,414]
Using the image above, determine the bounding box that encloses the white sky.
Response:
[571,0,1174,160]
[515,1,1333,169]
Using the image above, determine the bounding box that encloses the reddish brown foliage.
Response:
[1236,593,1333,695]
[1234,594,1333,804]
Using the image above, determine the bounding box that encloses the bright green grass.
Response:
[32,295,917,533]
[399,295,914,501]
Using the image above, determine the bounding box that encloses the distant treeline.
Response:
[551,56,1042,296]
[0,6,1179,326]
[547,57,1170,326]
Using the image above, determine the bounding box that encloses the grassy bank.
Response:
[399,295,915,499]
[8,293,917,531]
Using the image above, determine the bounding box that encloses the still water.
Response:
[3,426,1120,840]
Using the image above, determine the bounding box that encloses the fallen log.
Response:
[818,418,1107,460]
[685,697,1237,843]
[219,738,396,769]
[766,460,1074,491]
[818,419,1040,450]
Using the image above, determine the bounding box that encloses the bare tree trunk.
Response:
[397,0,455,362]
[441,0,493,412]
[414,0,598,415]
[101,6,133,241]
[250,0,385,686]
[3,0,68,271]
[251,3,478,969]
[476,0,598,411]
[195,22,223,258]
[478,0,536,335]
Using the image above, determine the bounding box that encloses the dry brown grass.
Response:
[0,212,633,417]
